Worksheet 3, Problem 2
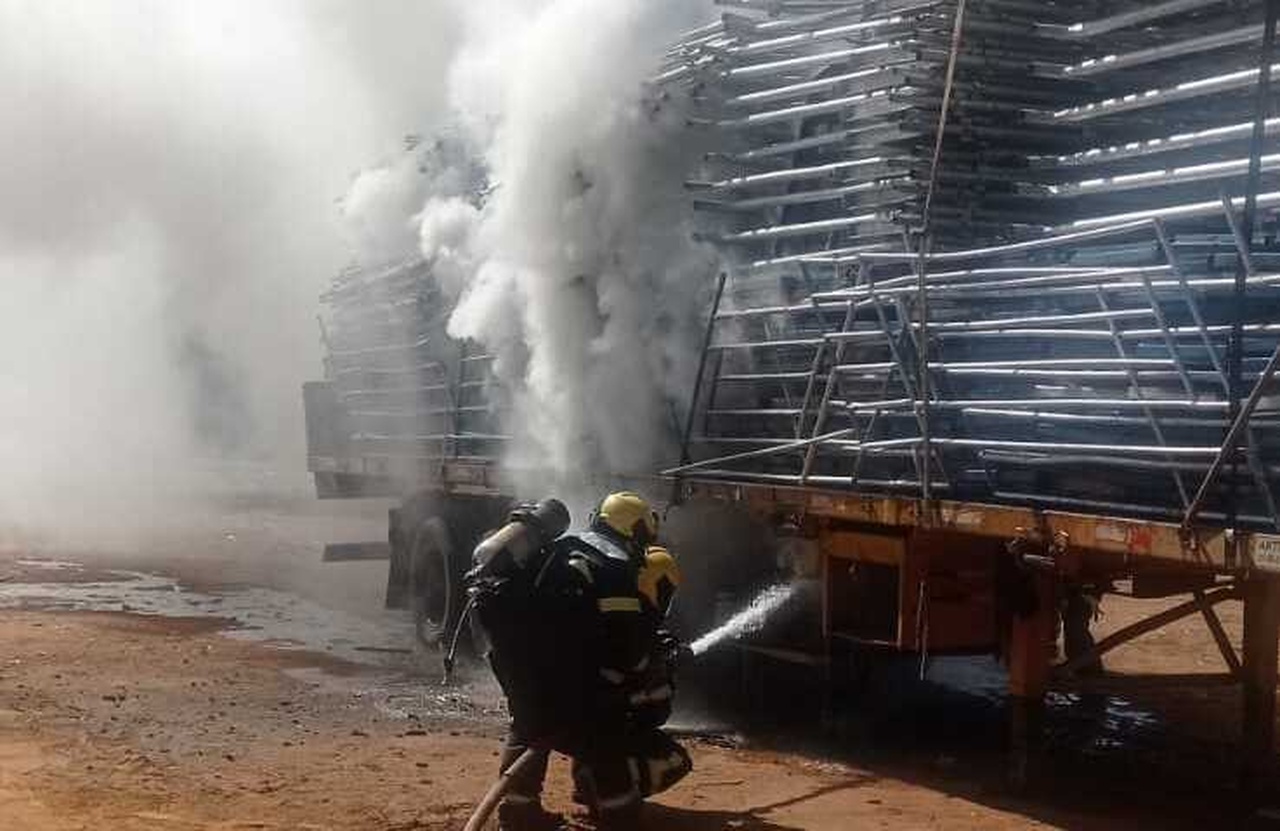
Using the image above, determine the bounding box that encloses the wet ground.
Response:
[1,491,1279,828]
[0,546,508,730]
[0,554,1165,766]
[0,559,417,665]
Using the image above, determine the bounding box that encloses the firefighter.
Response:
[568,538,691,826]
[470,492,691,831]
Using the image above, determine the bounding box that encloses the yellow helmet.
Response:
[638,545,681,614]
[592,491,659,547]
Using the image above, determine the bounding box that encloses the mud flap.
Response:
[385,507,411,610]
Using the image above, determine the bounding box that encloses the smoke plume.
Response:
[429,0,720,480]
[0,1,459,537]
[0,1,720,544]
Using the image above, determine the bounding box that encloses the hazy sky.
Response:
[0,1,463,527]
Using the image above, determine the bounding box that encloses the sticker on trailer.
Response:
[1126,525,1153,555]
[1252,536,1280,573]
[1095,524,1126,545]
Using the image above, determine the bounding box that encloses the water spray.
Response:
[687,582,798,657]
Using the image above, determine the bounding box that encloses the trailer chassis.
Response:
[672,475,1280,788]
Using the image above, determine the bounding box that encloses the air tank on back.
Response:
[470,498,571,578]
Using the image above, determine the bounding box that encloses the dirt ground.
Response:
[0,607,1205,831]
[0,497,1278,830]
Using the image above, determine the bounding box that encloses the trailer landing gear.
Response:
[1242,575,1280,796]
[1003,573,1280,798]
[1007,569,1054,791]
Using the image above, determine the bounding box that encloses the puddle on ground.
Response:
[927,656,1164,754]
[0,559,417,667]
[699,646,1169,772]
[1,557,511,724]
[14,558,84,570]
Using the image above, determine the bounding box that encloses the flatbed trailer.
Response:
[304,0,1280,792]
[664,475,1280,787]
[305,415,1280,784]
[651,0,1280,787]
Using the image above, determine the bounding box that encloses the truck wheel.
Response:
[410,517,457,649]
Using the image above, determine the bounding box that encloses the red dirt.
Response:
[0,603,1264,830]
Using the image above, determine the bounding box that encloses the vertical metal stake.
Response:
[680,272,728,466]
[1227,0,1279,528]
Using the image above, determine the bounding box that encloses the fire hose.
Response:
[442,592,478,683]
[462,747,541,831]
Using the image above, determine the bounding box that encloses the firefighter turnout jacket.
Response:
[476,524,691,824]
[476,528,661,746]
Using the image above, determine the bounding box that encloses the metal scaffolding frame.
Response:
[318,258,511,465]
[665,0,1280,529]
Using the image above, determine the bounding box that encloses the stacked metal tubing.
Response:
[665,1,1280,529]
[319,259,509,465]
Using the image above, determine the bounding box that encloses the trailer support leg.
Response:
[1008,573,1055,789]
[1242,576,1280,794]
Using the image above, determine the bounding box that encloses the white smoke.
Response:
[425,0,720,478]
[418,196,482,298]
[341,129,487,270]
[0,1,461,539]
[341,157,432,269]
[0,0,721,545]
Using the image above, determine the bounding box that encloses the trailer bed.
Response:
[677,476,1280,573]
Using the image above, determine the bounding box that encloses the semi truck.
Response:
[304,0,1280,784]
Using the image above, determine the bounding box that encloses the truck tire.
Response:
[410,517,457,648]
